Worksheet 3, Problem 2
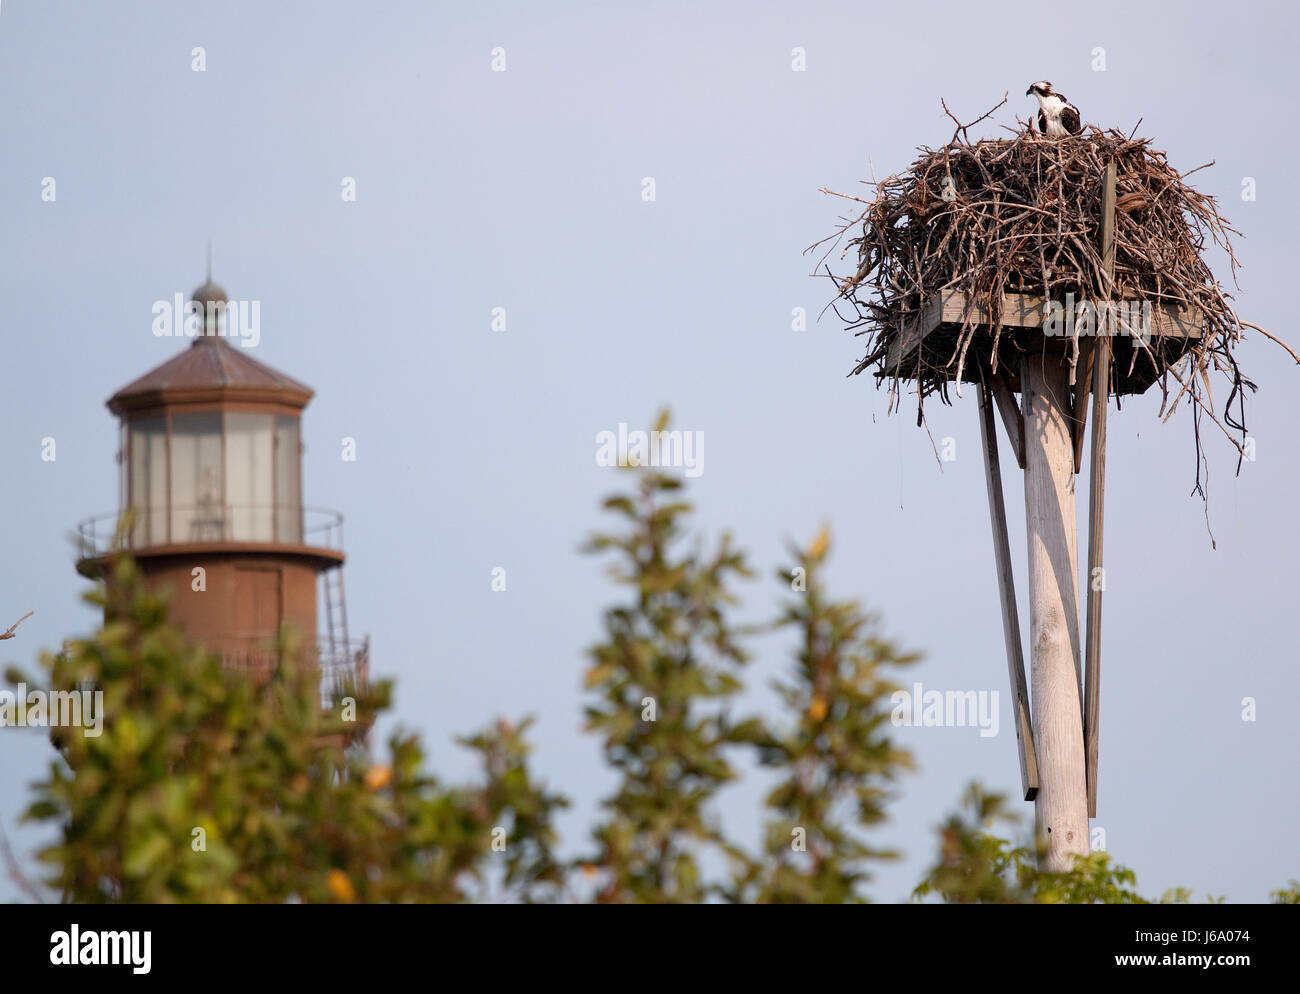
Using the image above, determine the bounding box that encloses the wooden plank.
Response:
[1021,352,1089,870]
[883,294,944,370]
[990,363,1025,469]
[937,290,1201,338]
[885,289,1204,376]
[1084,160,1116,818]
[940,290,1047,328]
[978,375,1038,801]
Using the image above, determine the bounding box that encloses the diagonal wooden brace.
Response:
[1083,339,1108,816]
[1083,160,1116,817]
[990,362,1025,470]
[978,369,1038,800]
[1072,339,1095,474]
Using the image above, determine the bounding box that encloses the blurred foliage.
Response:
[580,448,752,903]
[913,784,1232,904]
[1270,881,1300,904]
[6,415,1292,903]
[727,529,917,903]
[11,554,564,903]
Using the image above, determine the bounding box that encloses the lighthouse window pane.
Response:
[225,413,274,541]
[274,416,301,543]
[171,412,224,542]
[128,417,166,547]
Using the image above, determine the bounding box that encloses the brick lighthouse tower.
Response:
[76,276,367,707]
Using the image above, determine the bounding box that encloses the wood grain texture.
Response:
[1021,352,1090,871]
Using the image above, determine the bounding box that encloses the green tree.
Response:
[730,529,916,903]
[580,454,752,902]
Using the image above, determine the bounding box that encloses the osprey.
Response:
[1026,81,1082,136]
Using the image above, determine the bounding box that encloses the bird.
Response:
[1026,81,1082,136]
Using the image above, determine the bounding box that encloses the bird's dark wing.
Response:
[1037,108,1047,133]
[1061,102,1082,134]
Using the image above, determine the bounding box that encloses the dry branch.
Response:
[1,611,33,640]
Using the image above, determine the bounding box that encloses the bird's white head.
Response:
[1026,81,1054,98]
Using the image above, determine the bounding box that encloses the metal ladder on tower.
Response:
[319,566,353,706]
[321,565,351,657]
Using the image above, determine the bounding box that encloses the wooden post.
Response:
[978,374,1038,800]
[1084,160,1117,817]
[1021,351,1089,871]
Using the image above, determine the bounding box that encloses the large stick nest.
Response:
[811,111,1292,501]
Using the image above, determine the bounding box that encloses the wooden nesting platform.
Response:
[862,165,1218,824]
[882,289,1204,397]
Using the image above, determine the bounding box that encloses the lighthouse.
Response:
[76,276,367,709]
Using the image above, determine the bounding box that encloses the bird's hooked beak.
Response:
[1025,86,1034,96]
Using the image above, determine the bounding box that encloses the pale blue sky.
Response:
[2,0,1296,902]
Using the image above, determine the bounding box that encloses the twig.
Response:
[1,611,33,640]
[941,93,1009,144]
[1240,320,1300,364]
